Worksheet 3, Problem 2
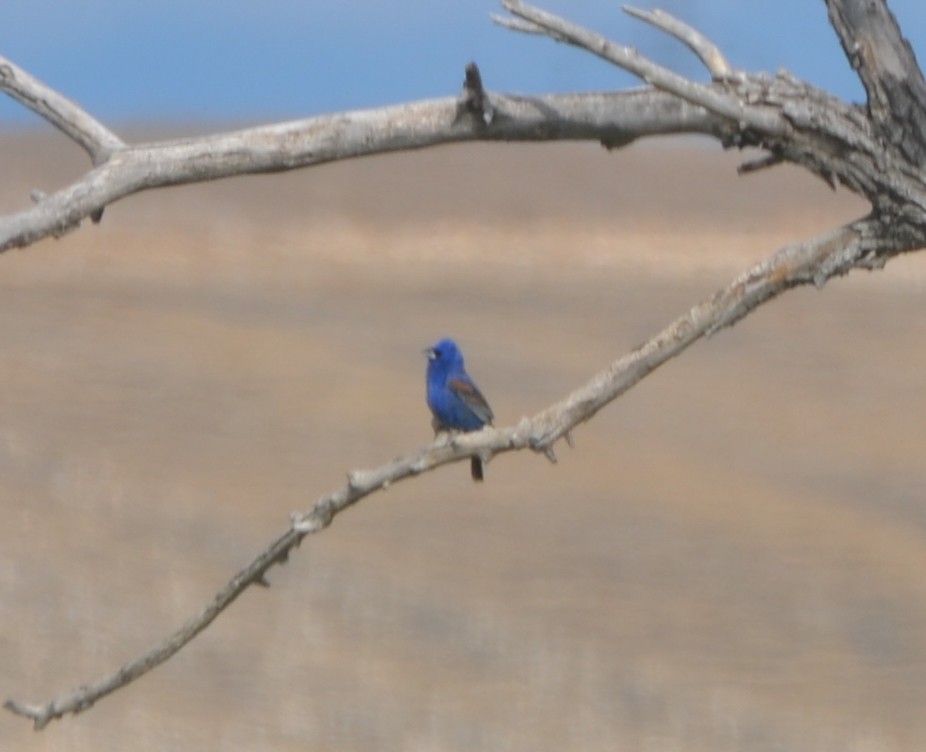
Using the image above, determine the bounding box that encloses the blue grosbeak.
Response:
[425,338,494,481]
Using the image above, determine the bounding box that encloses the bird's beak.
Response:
[423,347,436,360]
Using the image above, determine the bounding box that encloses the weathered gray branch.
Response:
[0,88,728,252]
[827,0,926,159]
[499,0,787,135]
[4,212,875,729]
[498,0,926,246]
[622,5,734,79]
[6,0,926,730]
[0,55,124,163]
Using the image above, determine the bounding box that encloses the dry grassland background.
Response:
[1,130,926,751]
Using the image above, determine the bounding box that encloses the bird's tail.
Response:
[471,456,484,482]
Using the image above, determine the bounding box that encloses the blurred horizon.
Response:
[2,1,926,128]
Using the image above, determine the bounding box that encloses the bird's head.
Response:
[424,337,464,374]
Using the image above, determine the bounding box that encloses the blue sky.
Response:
[2,1,925,126]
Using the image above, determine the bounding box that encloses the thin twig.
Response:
[0,55,124,164]
[4,525,300,729]
[489,13,546,36]
[498,0,788,136]
[738,152,785,174]
[622,6,733,78]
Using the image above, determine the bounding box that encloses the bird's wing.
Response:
[448,376,494,425]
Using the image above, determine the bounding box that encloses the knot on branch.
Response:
[291,508,329,535]
[457,62,494,127]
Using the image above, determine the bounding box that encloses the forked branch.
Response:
[0,86,732,252]
[498,0,787,134]
[0,55,124,163]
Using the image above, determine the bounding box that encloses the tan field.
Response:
[2,129,926,751]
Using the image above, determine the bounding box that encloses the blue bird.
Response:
[425,337,494,481]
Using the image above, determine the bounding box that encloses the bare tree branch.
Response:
[497,0,787,135]
[3,209,877,729]
[826,0,926,157]
[0,86,728,252]
[0,54,124,164]
[3,3,919,255]
[5,524,300,729]
[622,5,733,79]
